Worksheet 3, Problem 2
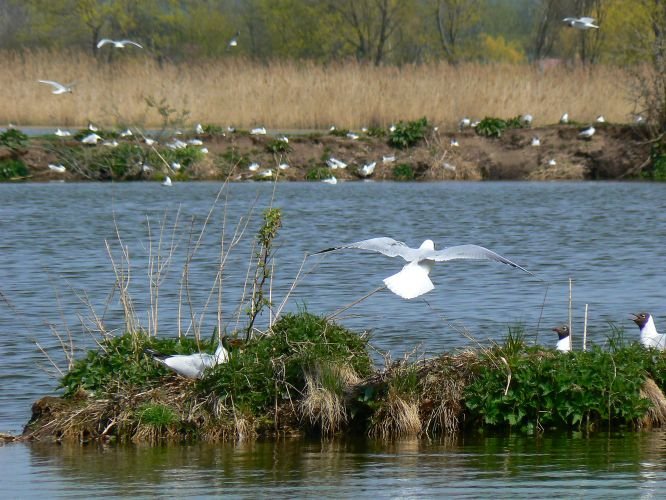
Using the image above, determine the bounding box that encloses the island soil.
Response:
[3,123,655,183]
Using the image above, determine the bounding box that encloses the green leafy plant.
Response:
[0,158,28,180]
[0,129,29,152]
[392,163,414,180]
[475,117,507,138]
[246,208,282,337]
[202,124,224,135]
[388,117,429,149]
[305,166,333,180]
[266,139,292,154]
[644,143,666,181]
[138,403,177,428]
[200,312,373,413]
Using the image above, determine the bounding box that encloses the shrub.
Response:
[0,158,28,180]
[392,163,414,180]
[200,312,373,414]
[0,128,29,152]
[305,166,333,180]
[388,117,429,149]
[265,139,292,154]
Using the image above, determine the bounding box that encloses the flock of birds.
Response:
[37,14,663,379]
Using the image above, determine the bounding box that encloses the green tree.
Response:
[433,0,482,64]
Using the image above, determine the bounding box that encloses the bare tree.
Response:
[329,0,408,65]
[433,0,480,65]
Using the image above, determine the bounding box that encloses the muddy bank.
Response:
[0,123,655,183]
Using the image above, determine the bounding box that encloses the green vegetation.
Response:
[305,166,333,180]
[0,158,28,180]
[265,139,292,154]
[25,320,666,443]
[0,129,29,152]
[392,163,415,181]
[388,117,430,149]
[475,116,524,138]
[644,144,666,181]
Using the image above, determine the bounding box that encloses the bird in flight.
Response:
[313,237,536,299]
[562,17,599,29]
[38,80,74,94]
[97,39,143,49]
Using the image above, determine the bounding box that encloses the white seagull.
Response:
[326,157,347,169]
[632,312,666,350]
[162,176,173,186]
[227,31,240,49]
[459,118,471,130]
[531,136,541,147]
[578,126,595,139]
[563,17,599,29]
[144,342,229,379]
[38,80,74,94]
[552,325,572,352]
[171,162,181,170]
[595,115,605,123]
[54,128,71,137]
[251,127,267,135]
[382,155,396,163]
[48,163,66,173]
[521,114,533,126]
[81,133,102,144]
[450,138,459,147]
[248,162,260,172]
[120,128,133,137]
[97,38,143,49]
[313,237,536,300]
[560,113,569,124]
[322,176,337,185]
[195,123,204,134]
[359,161,376,177]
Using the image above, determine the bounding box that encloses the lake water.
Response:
[1,181,666,495]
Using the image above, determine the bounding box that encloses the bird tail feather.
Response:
[383,261,434,299]
[143,347,168,361]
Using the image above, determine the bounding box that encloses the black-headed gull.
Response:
[359,162,376,177]
[38,80,74,94]
[97,38,143,49]
[227,31,240,48]
[144,342,229,379]
[48,163,66,173]
[560,113,569,124]
[552,325,572,352]
[563,17,599,29]
[313,237,536,299]
[632,312,666,350]
[162,176,173,186]
[81,133,102,144]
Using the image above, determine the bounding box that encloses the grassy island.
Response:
[22,316,666,443]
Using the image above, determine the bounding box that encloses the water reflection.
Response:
[8,431,666,496]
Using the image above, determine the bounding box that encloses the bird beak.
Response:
[629,313,638,320]
[552,327,560,333]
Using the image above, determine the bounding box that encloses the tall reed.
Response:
[0,49,634,129]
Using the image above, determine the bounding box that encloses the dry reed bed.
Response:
[1,50,635,129]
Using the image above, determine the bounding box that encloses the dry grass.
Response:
[369,390,422,439]
[639,377,666,428]
[0,50,635,130]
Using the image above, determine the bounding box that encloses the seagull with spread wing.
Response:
[97,39,143,49]
[38,80,74,94]
[313,237,536,299]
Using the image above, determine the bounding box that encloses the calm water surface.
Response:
[1,181,665,495]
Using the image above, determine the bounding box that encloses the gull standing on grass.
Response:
[144,342,229,379]
[97,39,143,49]
[313,237,536,300]
[38,80,74,94]
[632,312,666,350]
[552,325,572,352]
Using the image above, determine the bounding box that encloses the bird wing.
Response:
[427,244,536,277]
[579,17,596,23]
[97,39,112,48]
[313,237,420,261]
[38,80,65,91]
[121,40,143,48]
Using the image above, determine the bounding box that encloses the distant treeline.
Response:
[0,0,660,65]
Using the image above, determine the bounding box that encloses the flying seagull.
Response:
[313,237,536,299]
[632,312,666,350]
[97,39,143,49]
[563,17,599,29]
[552,325,572,352]
[38,80,74,94]
[144,342,229,379]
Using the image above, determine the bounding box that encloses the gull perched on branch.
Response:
[313,237,536,299]
[38,80,74,94]
[97,39,143,49]
[563,17,599,29]
[144,342,229,379]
